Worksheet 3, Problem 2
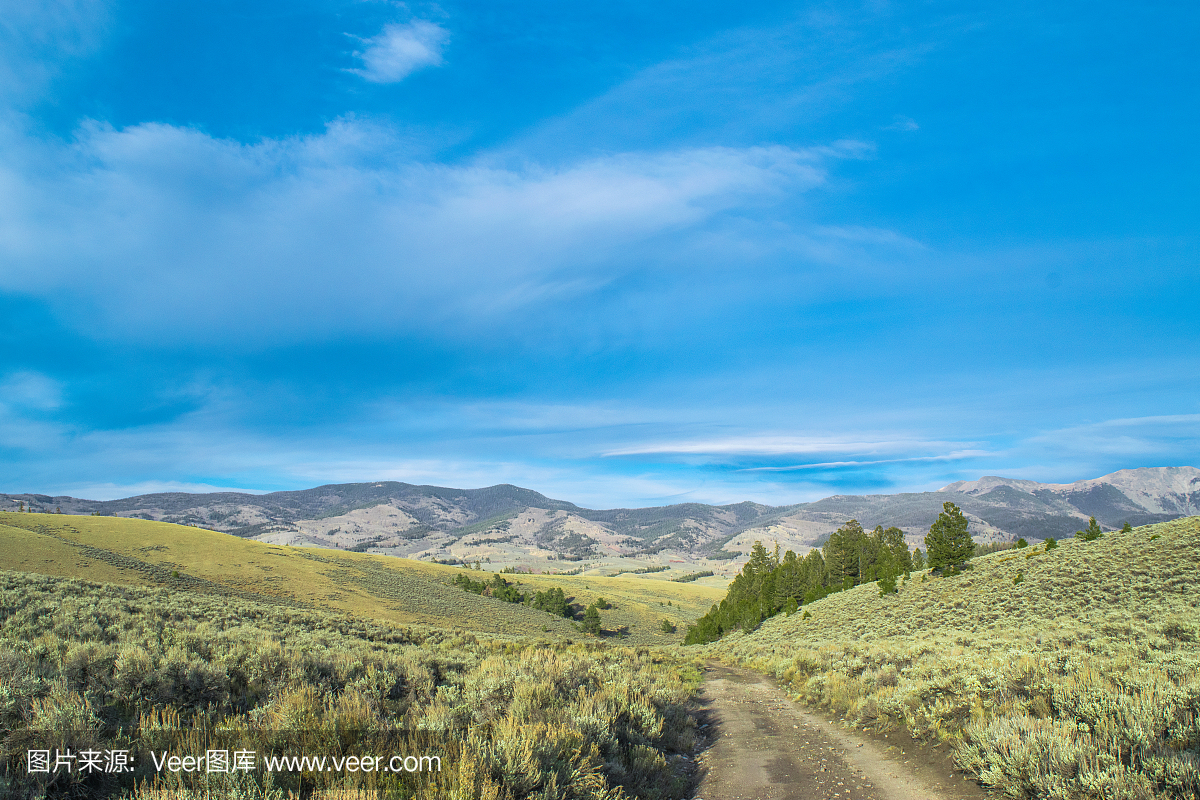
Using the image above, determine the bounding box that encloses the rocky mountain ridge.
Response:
[3,466,1195,571]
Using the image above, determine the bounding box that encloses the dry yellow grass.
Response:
[0,513,721,644]
[704,517,1200,799]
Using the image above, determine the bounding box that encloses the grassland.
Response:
[0,513,722,645]
[0,568,703,799]
[703,516,1200,799]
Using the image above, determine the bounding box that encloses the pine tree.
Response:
[925,502,973,571]
[582,605,602,634]
[773,550,803,608]
[824,520,865,587]
[882,526,913,573]
[1078,517,1103,541]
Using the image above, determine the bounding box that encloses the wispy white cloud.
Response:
[350,20,449,83]
[0,118,839,345]
[604,435,970,457]
[0,0,112,104]
[0,371,64,411]
[1024,415,1200,457]
[47,481,273,501]
[884,115,919,131]
[738,451,991,472]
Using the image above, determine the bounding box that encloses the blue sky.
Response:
[0,0,1196,507]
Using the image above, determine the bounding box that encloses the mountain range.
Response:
[4,466,1196,571]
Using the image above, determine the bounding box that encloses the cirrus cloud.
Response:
[0,116,850,346]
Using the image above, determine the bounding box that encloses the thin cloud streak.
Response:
[603,436,972,457]
[737,450,992,472]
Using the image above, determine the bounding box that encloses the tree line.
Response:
[451,572,612,634]
[684,520,923,644]
[684,501,991,645]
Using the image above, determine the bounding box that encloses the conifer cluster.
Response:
[684,521,916,644]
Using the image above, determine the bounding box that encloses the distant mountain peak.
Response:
[939,476,1043,495]
[940,466,1200,517]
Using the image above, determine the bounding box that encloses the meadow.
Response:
[704,516,1200,799]
[0,569,701,799]
[0,513,723,646]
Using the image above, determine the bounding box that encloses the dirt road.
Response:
[691,663,995,800]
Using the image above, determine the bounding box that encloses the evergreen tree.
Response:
[912,548,926,570]
[925,502,973,571]
[773,550,803,608]
[881,526,912,573]
[685,523,910,644]
[487,574,525,603]
[530,587,571,617]
[859,526,884,582]
[1078,517,1103,541]
[824,520,865,587]
[1120,521,1133,533]
[802,549,825,588]
[582,604,602,634]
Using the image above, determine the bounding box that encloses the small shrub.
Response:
[660,619,677,634]
[1015,538,1028,549]
[1044,537,1057,550]
[1160,617,1197,642]
[1013,572,1024,585]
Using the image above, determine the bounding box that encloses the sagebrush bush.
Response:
[703,517,1200,800]
[0,571,699,800]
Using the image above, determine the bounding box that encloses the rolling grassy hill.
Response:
[702,516,1200,799]
[0,512,722,644]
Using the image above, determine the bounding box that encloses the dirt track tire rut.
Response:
[691,663,995,800]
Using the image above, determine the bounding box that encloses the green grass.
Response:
[0,512,721,645]
[703,516,1200,799]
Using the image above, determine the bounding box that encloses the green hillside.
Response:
[703,516,1200,799]
[0,512,720,644]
